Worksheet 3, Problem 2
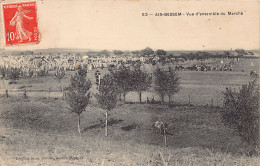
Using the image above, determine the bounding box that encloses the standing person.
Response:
[146,97,149,103]
[10,5,33,42]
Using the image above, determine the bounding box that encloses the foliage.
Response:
[235,49,247,56]
[113,50,124,56]
[165,67,180,103]
[154,67,169,103]
[96,74,119,111]
[67,66,92,135]
[37,69,48,77]
[98,50,110,57]
[55,68,66,82]
[140,47,154,57]
[174,51,245,60]
[0,67,7,79]
[110,65,132,102]
[155,49,167,56]
[96,74,119,136]
[131,66,152,103]
[8,67,22,80]
[131,50,141,55]
[221,80,259,156]
[154,67,181,103]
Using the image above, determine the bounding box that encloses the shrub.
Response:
[37,69,48,77]
[221,80,259,156]
[0,67,7,79]
[8,67,22,81]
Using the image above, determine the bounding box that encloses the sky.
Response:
[0,0,259,51]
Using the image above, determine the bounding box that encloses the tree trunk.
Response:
[139,92,142,103]
[119,93,122,101]
[44,75,46,88]
[164,129,167,147]
[123,93,126,103]
[105,111,108,136]
[161,94,164,103]
[78,114,81,137]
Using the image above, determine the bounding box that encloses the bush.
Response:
[221,80,259,156]
[0,67,7,79]
[8,67,22,81]
[37,69,48,77]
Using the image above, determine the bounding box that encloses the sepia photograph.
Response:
[0,0,259,165]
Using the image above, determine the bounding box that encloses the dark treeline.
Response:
[3,47,258,60]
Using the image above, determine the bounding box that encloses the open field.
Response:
[0,58,258,106]
[0,96,259,165]
[0,58,259,165]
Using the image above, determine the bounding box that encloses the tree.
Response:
[154,67,181,104]
[165,67,180,104]
[221,80,259,156]
[155,49,167,56]
[8,67,22,82]
[37,69,48,77]
[131,66,152,103]
[0,67,7,85]
[113,50,124,56]
[37,68,48,87]
[0,67,7,79]
[67,66,92,136]
[98,50,110,57]
[110,65,132,102]
[55,68,66,82]
[235,49,247,56]
[154,67,168,103]
[140,47,154,57]
[96,74,119,136]
[131,50,141,55]
[155,49,167,63]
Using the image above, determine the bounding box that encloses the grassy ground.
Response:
[0,58,258,106]
[0,96,259,165]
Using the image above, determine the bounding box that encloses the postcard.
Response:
[0,0,259,165]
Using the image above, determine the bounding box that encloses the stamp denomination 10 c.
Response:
[2,1,39,46]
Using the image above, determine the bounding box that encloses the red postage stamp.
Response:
[2,1,39,46]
